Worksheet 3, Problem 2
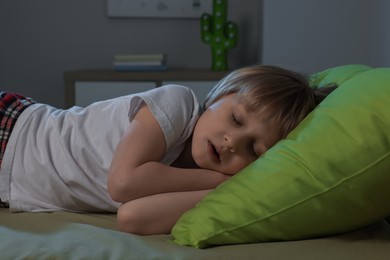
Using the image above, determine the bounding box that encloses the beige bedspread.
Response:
[1,208,390,259]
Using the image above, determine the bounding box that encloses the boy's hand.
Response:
[117,190,212,235]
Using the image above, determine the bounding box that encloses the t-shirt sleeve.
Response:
[128,85,200,151]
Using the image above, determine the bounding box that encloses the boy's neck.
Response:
[171,137,198,169]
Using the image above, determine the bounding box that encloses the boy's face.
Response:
[191,94,280,175]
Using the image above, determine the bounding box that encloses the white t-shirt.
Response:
[0,85,200,212]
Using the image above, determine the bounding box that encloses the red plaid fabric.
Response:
[0,92,35,167]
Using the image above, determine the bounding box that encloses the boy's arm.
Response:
[117,189,212,235]
[108,104,228,203]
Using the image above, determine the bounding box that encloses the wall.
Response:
[261,0,390,74]
[370,0,390,67]
[0,0,259,108]
[2,0,390,108]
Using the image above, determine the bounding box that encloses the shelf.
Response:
[64,69,230,108]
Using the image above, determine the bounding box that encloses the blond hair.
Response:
[204,65,334,139]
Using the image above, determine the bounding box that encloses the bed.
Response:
[1,64,390,259]
[1,208,390,259]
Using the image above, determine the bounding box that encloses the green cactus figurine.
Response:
[201,0,238,71]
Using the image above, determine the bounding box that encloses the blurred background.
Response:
[1,0,389,108]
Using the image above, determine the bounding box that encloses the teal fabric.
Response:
[172,65,390,248]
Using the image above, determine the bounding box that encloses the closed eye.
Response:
[230,113,241,126]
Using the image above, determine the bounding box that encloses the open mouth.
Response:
[208,141,220,162]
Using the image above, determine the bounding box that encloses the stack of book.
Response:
[113,54,167,71]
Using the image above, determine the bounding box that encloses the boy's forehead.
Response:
[235,95,266,115]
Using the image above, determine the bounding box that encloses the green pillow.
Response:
[172,64,390,248]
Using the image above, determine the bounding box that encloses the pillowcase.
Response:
[172,64,390,248]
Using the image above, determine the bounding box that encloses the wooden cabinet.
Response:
[64,69,230,108]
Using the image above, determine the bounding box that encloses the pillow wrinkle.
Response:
[207,149,390,237]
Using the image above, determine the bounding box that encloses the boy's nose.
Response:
[224,135,239,153]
